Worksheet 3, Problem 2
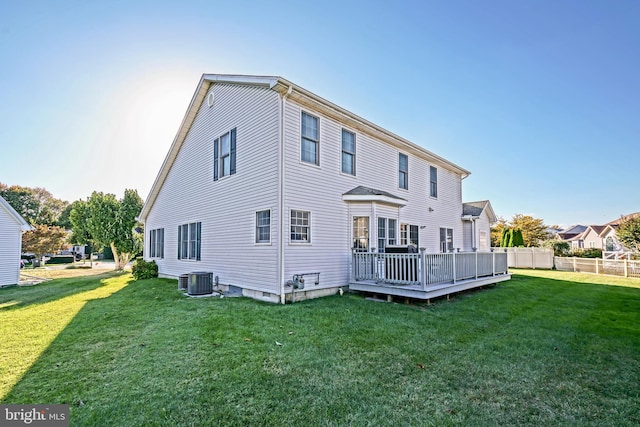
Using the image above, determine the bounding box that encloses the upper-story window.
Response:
[214,128,237,181]
[430,166,438,198]
[341,129,356,175]
[399,153,408,190]
[301,112,319,165]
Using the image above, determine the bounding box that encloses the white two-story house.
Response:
[139,74,507,303]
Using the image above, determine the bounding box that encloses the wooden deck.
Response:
[348,250,511,300]
[349,273,511,300]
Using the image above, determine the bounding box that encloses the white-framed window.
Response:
[353,216,369,252]
[399,153,408,190]
[256,210,271,244]
[341,129,356,175]
[214,128,237,180]
[589,241,596,248]
[149,228,164,258]
[430,166,438,198]
[290,210,310,243]
[440,227,453,253]
[301,112,319,165]
[178,222,201,260]
[400,224,419,247]
[378,217,397,252]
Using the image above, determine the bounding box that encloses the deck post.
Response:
[492,251,496,276]
[452,252,456,284]
[475,251,478,279]
[419,248,426,291]
[351,249,356,282]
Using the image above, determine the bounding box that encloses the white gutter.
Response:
[278,85,293,304]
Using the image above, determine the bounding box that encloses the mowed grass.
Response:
[1,269,639,426]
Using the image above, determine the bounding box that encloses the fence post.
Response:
[595,258,599,275]
[573,257,577,272]
[624,259,629,277]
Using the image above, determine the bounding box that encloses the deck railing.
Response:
[352,250,509,289]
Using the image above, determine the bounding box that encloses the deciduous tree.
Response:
[71,190,144,270]
[22,224,69,265]
[616,215,640,253]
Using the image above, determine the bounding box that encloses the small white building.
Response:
[140,74,508,303]
[0,195,33,287]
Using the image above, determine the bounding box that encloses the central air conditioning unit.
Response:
[178,274,189,291]
[187,272,213,295]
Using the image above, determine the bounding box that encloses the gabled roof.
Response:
[0,195,33,231]
[140,74,471,221]
[606,212,640,226]
[342,186,406,207]
[462,200,497,223]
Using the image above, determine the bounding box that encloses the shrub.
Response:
[542,240,571,257]
[569,248,603,258]
[132,259,159,280]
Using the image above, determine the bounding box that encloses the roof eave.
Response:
[342,194,407,207]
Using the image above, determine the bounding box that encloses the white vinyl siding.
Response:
[144,83,280,293]
[0,207,23,287]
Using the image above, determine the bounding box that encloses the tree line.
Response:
[1,183,142,270]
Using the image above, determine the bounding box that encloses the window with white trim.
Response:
[178,222,201,260]
[290,210,310,243]
[439,227,453,253]
[214,128,237,180]
[430,166,438,198]
[256,210,271,244]
[378,217,397,252]
[400,224,419,247]
[301,112,319,165]
[341,129,355,175]
[353,216,369,252]
[149,228,164,258]
[399,153,408,189]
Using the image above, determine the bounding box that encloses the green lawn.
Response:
[1,269,639,426]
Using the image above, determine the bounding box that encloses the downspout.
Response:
[279,85,293,304]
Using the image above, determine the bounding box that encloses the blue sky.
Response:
[0,0,638,227]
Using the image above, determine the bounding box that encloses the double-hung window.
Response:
[352,216,369,252]
[399,153,408,190]
[178,222,201,260]
[378,218,397,252]
[400,224,419,247]
[341,129,355,175]
[439,227,453,253]
[430,166,438,198]
[290,210,310,243]
[301,112,319,165]
[149,228,164,258]
[256,210,271,244]
[214,128,237,180]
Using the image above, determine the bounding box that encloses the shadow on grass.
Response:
[3,273,640,426]
[0,272,124,312]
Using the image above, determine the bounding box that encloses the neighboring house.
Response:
[139,74,502,303]
[0,195,33,287]
[557,224,587,249]
[462,200,496,252]
[557,213,639,256]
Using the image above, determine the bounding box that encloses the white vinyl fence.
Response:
[554,257,640,279]
[494,247,554,269]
